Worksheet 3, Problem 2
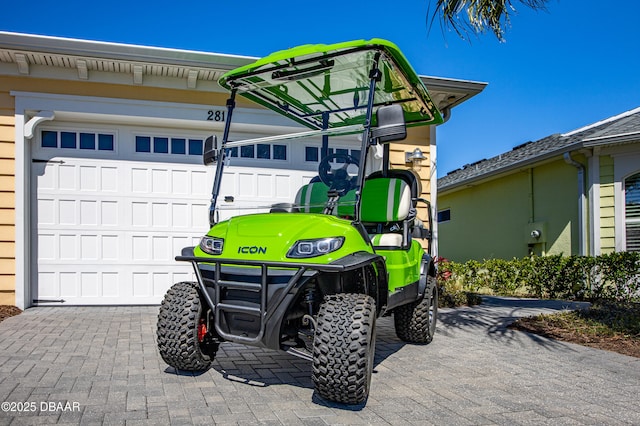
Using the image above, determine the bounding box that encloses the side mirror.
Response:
[371,104,407,143]
[203,135,218,165]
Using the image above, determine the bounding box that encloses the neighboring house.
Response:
[0,32,485,308]
[437,107,640,262]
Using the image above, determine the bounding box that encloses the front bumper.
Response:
[176,247,383,352]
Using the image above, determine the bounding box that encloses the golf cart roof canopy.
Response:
[219,38,443,130]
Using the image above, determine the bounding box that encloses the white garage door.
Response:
[30,121,360,305]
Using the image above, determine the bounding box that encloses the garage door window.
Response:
[227,144,287,160]
[304,146,361,162]
[135,135,203,156]
[41,130,115,151]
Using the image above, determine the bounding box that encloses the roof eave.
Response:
[0,31,253,70]
[421,75,487,112]
[582,131,640,147]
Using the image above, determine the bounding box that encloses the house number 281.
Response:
[207,110,225,121]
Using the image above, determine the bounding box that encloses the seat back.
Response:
[294,181,331,213]
[294,181,357,216]
[360,175,416,249]
[366,169,421,207]
[360,177,412,223]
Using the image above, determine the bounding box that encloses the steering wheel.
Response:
[318,153,359,195]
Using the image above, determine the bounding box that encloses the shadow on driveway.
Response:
[437,295,590,349]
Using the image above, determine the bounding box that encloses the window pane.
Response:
[98,134,114,151]
[189,139,203,155]
[257,144,270,159]
[61,132,76,149]
[437,209,451,223]
[627,223,640,252]
[273,144,287,160]
[80,133,95,150]
[351,149,361,162]
[625,173,640,252]
[305,146,318,162]
[42,131,57,148]
[241,145,254,158]
[136,136,151,153]
[154,137,169,154]
[171,138,186,154]
[228,147,238,157]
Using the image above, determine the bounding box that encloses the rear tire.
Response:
[312,293,376,405]
[157,281,215,371]
[394,277,438,344]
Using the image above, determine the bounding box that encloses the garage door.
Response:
[30,122,359,305]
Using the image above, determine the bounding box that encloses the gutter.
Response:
[563,152,587,256]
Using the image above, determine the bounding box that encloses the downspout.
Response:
[563,152,587,256]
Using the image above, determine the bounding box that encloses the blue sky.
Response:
[2,0,638,176]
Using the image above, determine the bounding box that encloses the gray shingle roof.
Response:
[438,107,640,192]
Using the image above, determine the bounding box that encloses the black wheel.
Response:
[394,277,438,344]
[312,293,376,404]
[157,281,216,371]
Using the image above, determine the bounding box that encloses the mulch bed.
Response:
[510,316,640,359]
[0,305,22,323]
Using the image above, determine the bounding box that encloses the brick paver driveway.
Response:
[0,296,638,425]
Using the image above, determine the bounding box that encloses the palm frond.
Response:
[427,0,550,42]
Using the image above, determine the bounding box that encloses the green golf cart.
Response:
[157,38,443,404]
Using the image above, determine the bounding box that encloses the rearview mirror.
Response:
[371,104,406,143]
[203,135,218,165]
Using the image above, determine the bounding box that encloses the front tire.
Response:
[394,277,438,344]
[312,293,376,404]
[157,281,215,371]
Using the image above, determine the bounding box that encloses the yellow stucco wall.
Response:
[438,157,580,262]
[599,155,615,253]
[0,74,434,305]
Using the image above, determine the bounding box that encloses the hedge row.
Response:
[436,252,640,302]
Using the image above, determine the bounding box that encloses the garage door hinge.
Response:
[32,299,66,304]
[32,159,65,164]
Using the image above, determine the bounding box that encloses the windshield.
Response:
[212,134,379,223]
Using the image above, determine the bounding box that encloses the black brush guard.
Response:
[176,248,385,353]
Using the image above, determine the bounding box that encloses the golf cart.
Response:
[157,39,443,404]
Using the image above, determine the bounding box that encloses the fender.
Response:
[328,252,388,315]
[418,254,436,298]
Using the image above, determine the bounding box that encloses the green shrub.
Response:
[527,255,595,300]
[437,252,640,302]
[436,257,482,307]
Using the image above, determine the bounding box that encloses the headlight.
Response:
[287,237,344,259]
[199,236,224,255]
